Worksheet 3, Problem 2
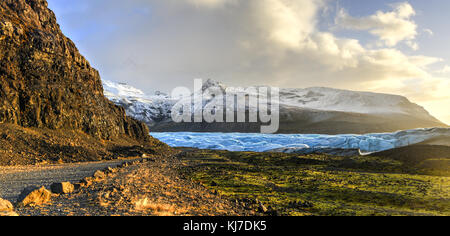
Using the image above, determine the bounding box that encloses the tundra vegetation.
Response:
[179,147,450,216]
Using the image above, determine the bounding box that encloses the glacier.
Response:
[151,128,450,154]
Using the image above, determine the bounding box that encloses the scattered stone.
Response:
[81,177,94,187]
[132,161,140,165]
[104,167,117,174]
[17,186,52,207]
[255,199,261,205]
[50,182,75,194]
[288,200,314,209]
[94,170,106,179]
[258,202,268,213]
[0,198,14,212]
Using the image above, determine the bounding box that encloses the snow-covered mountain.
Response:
[103,79,447,134]
[103,80,175,125]
[278,87,436,120]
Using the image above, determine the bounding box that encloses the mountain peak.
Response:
[201,79,227,92]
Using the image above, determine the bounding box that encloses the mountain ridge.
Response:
[103,79,447,134]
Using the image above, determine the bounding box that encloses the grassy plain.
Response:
[180,147,450,216]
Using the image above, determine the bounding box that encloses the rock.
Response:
[0,0,151,142]
[255,199,261,205]
[289,200,314,209]
[17,186,52,207]
[105,167,116,173]
[258,202,268,213]
[0,211,19,216]
[50,182,75,194]
[0,198,14,212]
[94,170,106,179]
[81,177,94,187]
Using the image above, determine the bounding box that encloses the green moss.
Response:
[180,149,450,216]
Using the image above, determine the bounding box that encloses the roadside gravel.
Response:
[0,158,141,202]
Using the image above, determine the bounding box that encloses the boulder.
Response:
[50,182,75,194]
[0,198,14,212]
[94,170,106,179]
[17,186,52,207]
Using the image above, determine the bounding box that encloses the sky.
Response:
[46,0,450,124]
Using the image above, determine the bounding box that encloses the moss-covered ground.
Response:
[179,148,450,216]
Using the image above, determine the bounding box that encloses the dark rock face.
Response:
[0,0,149,141]
[50,182,75,194]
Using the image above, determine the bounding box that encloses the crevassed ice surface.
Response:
[151,128,450,153]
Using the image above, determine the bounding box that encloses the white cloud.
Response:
[336,2,418,48]
[49,0,449,123]
[437,65,450,74]
[424,28,434,36]
[254,0,325,49]
[406,41,419,50]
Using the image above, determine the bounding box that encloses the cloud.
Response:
[253,0,325,49]
[336,2,418,48]
[423,28,434,36]
[48,0,449,123]
[437,65,450,74]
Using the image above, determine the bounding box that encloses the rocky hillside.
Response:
[0,0,149,141]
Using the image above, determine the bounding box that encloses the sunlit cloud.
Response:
[437,65,450,74]
[336,2,418,49]
[47,0,450,124]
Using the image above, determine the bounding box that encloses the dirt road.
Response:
[8,155,252,216]
[0,159,141,202]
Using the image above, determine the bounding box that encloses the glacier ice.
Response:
[151,128,450,153]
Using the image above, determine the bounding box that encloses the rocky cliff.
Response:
[0,0,150,141]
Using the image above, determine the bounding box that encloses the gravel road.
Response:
[0,159,141,202]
